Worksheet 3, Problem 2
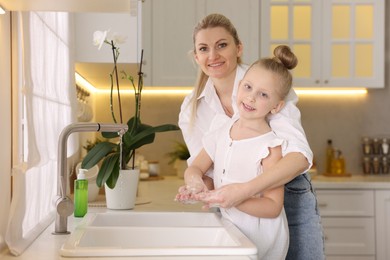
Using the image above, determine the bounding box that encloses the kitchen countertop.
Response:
[311,173,390,189]
[0,176,253,260]
[2,174,390,259]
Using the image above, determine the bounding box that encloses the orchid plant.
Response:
[81,30,179,189]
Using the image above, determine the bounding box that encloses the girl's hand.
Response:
[174,185,196,203]
[194,183,249,208]
[174,177,208,204]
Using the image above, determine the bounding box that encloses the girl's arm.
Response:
[175,148,213,202]
[234,146,284,218]
[184,148,213,189]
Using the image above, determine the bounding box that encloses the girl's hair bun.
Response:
[273,45,298,70]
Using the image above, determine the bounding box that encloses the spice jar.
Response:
[362,137,372,155]
[372,157,380,174]
[382,157,389,174]
[382,138,389,155]
[372,138,381,154]
[362,156,371,174]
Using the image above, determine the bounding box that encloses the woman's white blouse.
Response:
[178,64,313,172]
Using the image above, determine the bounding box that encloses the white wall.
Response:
[0,12,12,252]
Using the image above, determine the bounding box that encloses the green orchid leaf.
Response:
[129,133,156,151]
[101,131,119,139]
[123,122,153,148]
[105,157,120,189]
[81,142,117,169]
[126,124,180,149]
[96,153,119,187]
[126,116,140,136]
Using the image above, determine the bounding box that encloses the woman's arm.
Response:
[200,152,308,208]
[235,186,284,218]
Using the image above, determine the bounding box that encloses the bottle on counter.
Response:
[74,168,88,217]
[326,139,334,173]
[330,149,346,175]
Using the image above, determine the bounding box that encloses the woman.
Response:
[178,13,324,259]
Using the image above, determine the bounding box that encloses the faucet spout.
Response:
[53,122,128,234]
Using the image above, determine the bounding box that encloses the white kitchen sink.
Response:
[88,211,223,227]
[60,211,257,257]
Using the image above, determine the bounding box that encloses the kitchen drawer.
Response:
[327,256,375,260]
[316,190,374,217]
[322,217,375,256]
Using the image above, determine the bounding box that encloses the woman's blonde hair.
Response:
[248,45,298,99]
[189,13,242,122]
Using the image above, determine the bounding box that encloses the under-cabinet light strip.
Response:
[76,73,368,96]
[294,88,367,96]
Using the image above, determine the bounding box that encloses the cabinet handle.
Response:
[318,203,327,207]
[324,80,328,84]
[315,80,320,84]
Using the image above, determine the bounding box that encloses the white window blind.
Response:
[5,11,77,256]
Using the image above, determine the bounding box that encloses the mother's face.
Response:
[194,27,243,80]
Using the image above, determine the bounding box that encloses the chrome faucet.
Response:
[53,122,128,234]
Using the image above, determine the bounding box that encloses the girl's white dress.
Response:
[203,117,289,260]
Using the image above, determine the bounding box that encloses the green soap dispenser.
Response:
[74,168,88,217]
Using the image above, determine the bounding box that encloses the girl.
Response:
[179,45,297,259]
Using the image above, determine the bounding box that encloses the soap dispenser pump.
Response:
[74,168,88,217]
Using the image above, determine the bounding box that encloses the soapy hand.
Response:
[193,183,248,209]
[174,175,208,204]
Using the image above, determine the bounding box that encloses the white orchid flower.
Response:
[107,32,127,45]
[93,30,108,50]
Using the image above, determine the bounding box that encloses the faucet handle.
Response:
[56,196,74,217]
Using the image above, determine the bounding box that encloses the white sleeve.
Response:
[178,92,203,166]
[268,89,313,172]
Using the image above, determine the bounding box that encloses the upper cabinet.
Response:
[141,0,259,86]
[260,0,385,88]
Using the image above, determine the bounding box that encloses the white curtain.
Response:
[5,12,77,255]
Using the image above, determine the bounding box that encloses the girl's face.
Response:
[237,65,285,120]
[194,27,242,80]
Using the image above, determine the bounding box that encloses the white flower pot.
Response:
[104,168,140,210]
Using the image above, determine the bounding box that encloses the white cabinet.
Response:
[375,190,390,260]
[141,0,259,86]
[141,0,201,86]
[316,188,390,260]
[260,0,385,88]
[317,190,375,258]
